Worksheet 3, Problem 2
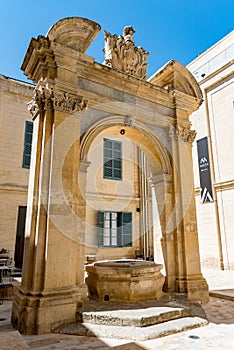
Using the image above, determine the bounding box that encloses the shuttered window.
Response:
[120,212,132,247]
[98,211,132,247]
[22,121,33,169]
[103,138,122,180]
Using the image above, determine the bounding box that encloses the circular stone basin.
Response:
[85,259,165,302]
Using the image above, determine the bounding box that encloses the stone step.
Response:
[56,316,208,341]
[77,304,191,327]
[209,289,234,301]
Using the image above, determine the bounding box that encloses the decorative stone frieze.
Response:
[103,26,149,80]
[28,84,87,118]
[169,124,196,143]
[54,91,88,113]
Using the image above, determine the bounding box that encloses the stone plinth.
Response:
[85,260,165,302]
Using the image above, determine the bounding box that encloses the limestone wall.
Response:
[85,131,141,259]
[188,31,234,269]
[0,75,34,259]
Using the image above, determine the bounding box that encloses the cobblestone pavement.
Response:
[0,268,234,349]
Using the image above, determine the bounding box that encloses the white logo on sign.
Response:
[201,187,213,202]
[200,157,207,164]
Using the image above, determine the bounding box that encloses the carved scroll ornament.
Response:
[103,26,149,80]
[54,91,87,112]
[28,85,87,119]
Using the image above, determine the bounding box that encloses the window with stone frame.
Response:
[103,138,122,180]
[98,211,132,247]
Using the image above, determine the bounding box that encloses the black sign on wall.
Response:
[197,137,213,203]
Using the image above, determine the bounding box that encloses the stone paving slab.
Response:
[202,296,234,325]
[57,316,208,341]
[142,322,234,350]
[0,330,31,350]
[79,305,190,327]
[23,333,131,350]
[111,344,146,349]
[209,289,234,301]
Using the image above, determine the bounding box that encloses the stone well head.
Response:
[85,259,165,302]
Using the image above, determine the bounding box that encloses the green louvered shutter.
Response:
[122,212,132,247]
[22,121,33,169]
[103,138,122,180]
[98,211,104,247]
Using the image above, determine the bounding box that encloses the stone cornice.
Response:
[0,74,34,101]
[149,173,173,186]
[172,90,202,115]
[194,179,234,194]
[0,184,28,193]
[21,36,57,83]
[86,191,141,201]
[149,60,203,102]
[21,18,202,125]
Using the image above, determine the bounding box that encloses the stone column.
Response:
[11,84,89,334]
[150,173,177,292]
[76,160,91,284]
[11,84,55,333]
[169,94,209,303]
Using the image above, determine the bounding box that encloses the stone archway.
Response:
[79,116,171,269]
[11,17,208,334]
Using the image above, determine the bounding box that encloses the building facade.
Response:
[0,74,34,267]
[188,30,234,269]
[84,123,157,262]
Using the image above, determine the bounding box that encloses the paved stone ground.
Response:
[0,268,234,349]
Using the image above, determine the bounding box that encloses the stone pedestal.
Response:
[11,284,87,334]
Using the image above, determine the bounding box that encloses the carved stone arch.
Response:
[79,115,174,291]
[79,115,172,177]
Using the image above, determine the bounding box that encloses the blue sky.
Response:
[0,0,233,83]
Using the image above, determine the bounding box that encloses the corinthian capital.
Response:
[28,85,87,118]
[169,124,196,143]
[28,84,54,119]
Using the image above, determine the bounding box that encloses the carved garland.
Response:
[28,85,88,119]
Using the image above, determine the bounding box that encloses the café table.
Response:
[0,265,9,283]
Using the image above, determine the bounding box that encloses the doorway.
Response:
[14,206,27,268]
